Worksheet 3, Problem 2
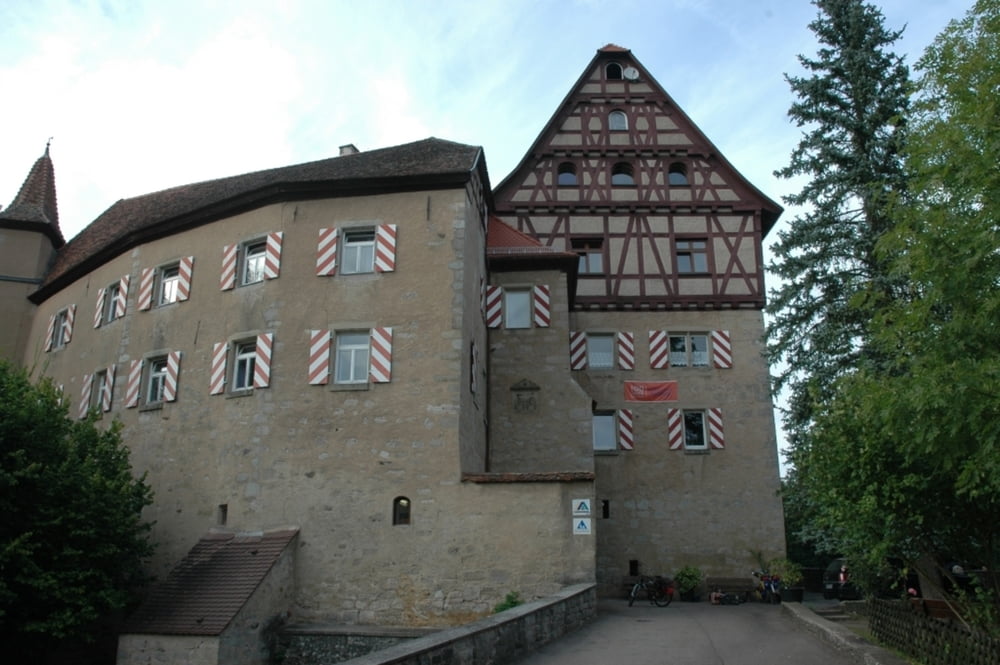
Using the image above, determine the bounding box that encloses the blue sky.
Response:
[0,0,975,470]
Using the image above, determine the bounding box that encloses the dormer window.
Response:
[609,110,628,131]
[557,162,578,186]
[668,162,689,186]
[611,162,635,186]
[606,63,623,80]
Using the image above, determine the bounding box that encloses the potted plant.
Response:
[674,565,703,602]
[769,557,804,602]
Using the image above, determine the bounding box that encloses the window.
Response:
[669,333,709,367]
[146,357,168,404]
[587,334,615,369]
[683,410,708,449]
[50,309,70,349]
[335,331,370,384]
[676,239,708,273]
[609,110,628,131]
[601,499,610,519]
[233,341,257,391]
[158,265,181,305]
[393,497,411,525]
[606,62,623,80]
[668,162,689,186]
[572,239,604,274]
[557,162,578,186]
[592,412,617,451]
[90,369,108,412]
[101,283,121,325]
[611,162,635,186]
[504,289,531,329]
[242,240,266,285]
[342,229,376,274]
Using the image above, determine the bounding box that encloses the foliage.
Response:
[788,0,1000,631]
[767,0,910,454]
[493,591,522,613]
[767,557,804,588]
[0,361,155,657]
[673,566,703,594]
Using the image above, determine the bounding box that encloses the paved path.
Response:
[515,598,863,665]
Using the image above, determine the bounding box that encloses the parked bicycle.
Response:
[627,575,675,607]
[751,570,781,604]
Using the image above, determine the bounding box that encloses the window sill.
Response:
[139,402,164,412]
[226,389,254,399]
[594,450,619,456]
[329,382,370,392]
[683,449,710,455]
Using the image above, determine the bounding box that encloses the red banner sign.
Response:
[624,380,678,402]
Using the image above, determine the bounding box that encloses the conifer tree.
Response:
[767,0,911,454]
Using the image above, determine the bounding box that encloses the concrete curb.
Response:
[781,602,911,665]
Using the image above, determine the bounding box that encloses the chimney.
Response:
[339,144,359,156]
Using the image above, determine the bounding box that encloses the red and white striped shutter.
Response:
[569,331,588,370]
[138,267,155,310]
[210,342,228,395]
[93,288,106,328]
[308,330,331,385]
[101,365,115,412]
[667,408,684,450]
[370,327,393,383]
[618,409,634,450]
[533,284,551,327]
[649,330,669,369]
[711,330,733,369]
[264,232,283,280]
[254,333,274,388]
[116,275,129,318]
[375,224,397,273]
[316,227,338,276]
[617,331,635,370]
[220,244,237,290]
[708,408,725,449]
[485,286,503,328]
[45,314,55,351]
[79,374,92,419]
[125,359,142,408]
[177,257,194,301]
[63,305,76,343]
[163,351,181,402]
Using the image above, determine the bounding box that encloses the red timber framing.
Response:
[492,44,782,311]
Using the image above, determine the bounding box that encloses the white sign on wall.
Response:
[572,498,591,516]
[573,518,592,535]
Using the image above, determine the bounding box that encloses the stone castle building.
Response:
[0,45,785,662]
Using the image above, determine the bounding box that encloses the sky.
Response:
[0,0,976,469]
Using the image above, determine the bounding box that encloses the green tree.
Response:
[794,0,1000,628]
[0,361,155,657]
[767,0,910,454]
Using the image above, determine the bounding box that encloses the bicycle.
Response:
[627,575,675,607]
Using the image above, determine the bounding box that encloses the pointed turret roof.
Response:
[0,143,64,247]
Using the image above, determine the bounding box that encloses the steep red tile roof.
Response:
[487,216,575,258]
[31,137,487,303]
[0,143,64,247]
[122,528,298,636]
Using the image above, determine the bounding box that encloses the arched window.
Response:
[611,162,635,186]
[668,162,689,186]
[606,63,623,80]
[393,496,411,525]
[557,162,578,186]
[609,110,628,131]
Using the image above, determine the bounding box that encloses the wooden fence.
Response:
[867,598,999,665]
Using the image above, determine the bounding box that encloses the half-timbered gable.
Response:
[494,44,782,310]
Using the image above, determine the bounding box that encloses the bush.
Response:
[674,565,703,594]
[493,591,522,613]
